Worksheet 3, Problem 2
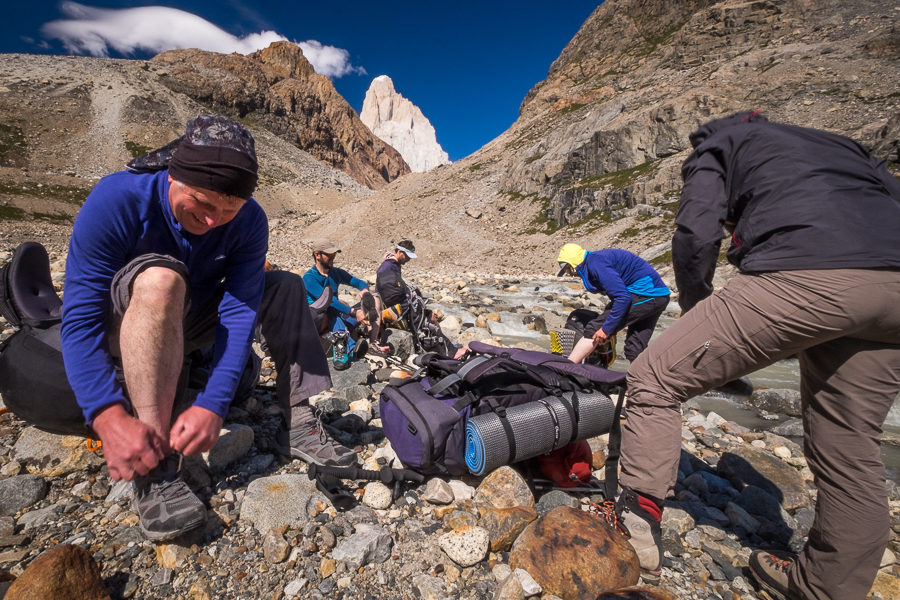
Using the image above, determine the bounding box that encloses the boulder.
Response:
[5,544,110,599]
[509,506,639,599]
[474,467,534,509]
[13,428,104,477]
[750,389,802,417]
[718,446,809,511]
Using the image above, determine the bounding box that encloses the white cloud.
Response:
[40,2,365,78]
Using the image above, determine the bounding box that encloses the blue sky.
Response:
[1,1,599,161]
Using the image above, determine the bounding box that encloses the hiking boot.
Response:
[616,487,663,575]
[749,551,797,600]
[331,331,350,371]
[132,453,206,542]
[277,405,357,467]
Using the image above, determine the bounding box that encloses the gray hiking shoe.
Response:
[749,550,797,600]
[132,453,206,542]
[277,406,357,467]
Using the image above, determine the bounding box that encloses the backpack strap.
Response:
[604,388,628,500]
[428,355,492,396]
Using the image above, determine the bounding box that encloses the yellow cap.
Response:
[556,243,586,276]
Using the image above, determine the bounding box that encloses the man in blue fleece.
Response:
[302,241,388,368]
[556,244,670,364]
[60,115,353,542]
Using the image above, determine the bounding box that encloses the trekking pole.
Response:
[308,463,425,502]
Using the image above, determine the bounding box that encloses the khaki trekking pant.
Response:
[619,268,900,600]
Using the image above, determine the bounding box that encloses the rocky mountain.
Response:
[360,75,451,173]
[153,42,410,189]
[0,0,898,282]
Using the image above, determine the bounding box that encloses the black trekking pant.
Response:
[583,295,669,362]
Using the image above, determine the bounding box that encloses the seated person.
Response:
[376,240,418,327]
[302,242,388,366]
[18,115,354,543]
[376,240,460,357]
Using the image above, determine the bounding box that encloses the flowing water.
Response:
[432,278,900,482]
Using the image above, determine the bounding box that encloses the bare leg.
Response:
[119,267,186,437]
[568,336,597,364]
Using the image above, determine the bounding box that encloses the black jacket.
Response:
[376,257,408,306]
[674,112,900,311]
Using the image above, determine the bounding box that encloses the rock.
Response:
[382,329,415,361]
[283,577,308,598]
[474,467,534,509]
[0,475,47,516]
[438,525,490,567]
[535,490,579,513]
[412,574,451,600]
[240,475,319,534]
[329,360,372,390]
[718,446,809,511]
[521,314,548,334]
[478,505,539,552]
[495,573,525,600]
[509,507,639,599]
[156,543,191,569]
[724,501,761,534]
[448,480,476,502]
[362,482,393,509]
[332,524,393,569]
[869,568,900,600]
[596,587,676,599]
[750,389,802,417]
[202,424,254,469]
[12,428,103,477]
[263,528,290,563]
[188,580,213,600]
[513,568,542,596]
[15,503,62,532]
[422,479,454,505]
[5,544,110,599]
[770,418,804,437]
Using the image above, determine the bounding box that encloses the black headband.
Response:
[168,141,258,199]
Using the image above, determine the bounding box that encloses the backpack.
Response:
[378,341,626,478]
[0,242,88,436]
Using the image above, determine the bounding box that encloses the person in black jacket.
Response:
[608,112,900,600]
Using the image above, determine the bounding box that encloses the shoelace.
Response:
[763,553,793,573]
[586,499,630,539]
[314,408,328,445]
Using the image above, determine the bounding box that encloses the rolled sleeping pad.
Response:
[464,390,616,476]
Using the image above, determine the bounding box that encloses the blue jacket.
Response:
[302,266,369,316]
[61,170,268,424]
[575,249,669,335]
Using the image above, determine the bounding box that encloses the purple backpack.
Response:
[378,343,626,476]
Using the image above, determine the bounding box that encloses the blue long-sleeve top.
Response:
[60,170,268,425]
[302,266,369,316]
[575,249,670,335]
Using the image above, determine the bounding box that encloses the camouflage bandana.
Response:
[127,115,258,199]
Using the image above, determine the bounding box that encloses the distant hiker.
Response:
[555,244,670,364]
[376,240,460,357]
[609,112,900,600]
[47,115,355,542]
[303,241,388,369]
